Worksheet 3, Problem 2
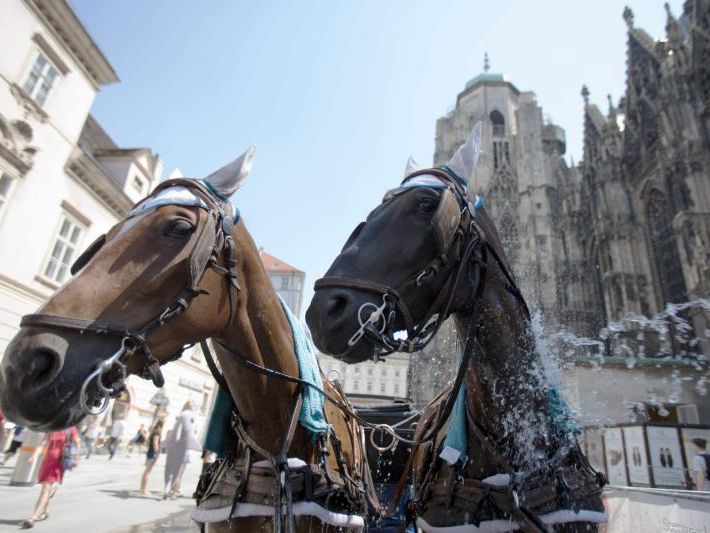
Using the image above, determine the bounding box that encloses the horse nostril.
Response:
[325,295,349,319]
[24,348,61,389]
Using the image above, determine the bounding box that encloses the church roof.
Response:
[585,104,607,133]
[464,72,505,90]
[260,250,303,274]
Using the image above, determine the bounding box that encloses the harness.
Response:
[316,168,606,531]
[18,178,377,531]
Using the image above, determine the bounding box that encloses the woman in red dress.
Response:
[21,427,80,529]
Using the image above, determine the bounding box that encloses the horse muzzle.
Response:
[306,287,380,363]
[0,328,106,430]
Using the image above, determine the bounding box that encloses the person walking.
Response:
[138,420,163,495]
[691,438,709,491]
[107,417,124,460]
[81,422,99,459]
[1,425,25,465]
[21,427,80,529]
[163,402,201,499]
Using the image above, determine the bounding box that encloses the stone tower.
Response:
[434,58,570,324]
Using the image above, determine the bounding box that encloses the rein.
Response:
[19,178,241,415]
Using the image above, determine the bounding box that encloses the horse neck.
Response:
[212,225,302,456]
[453,264,555,475]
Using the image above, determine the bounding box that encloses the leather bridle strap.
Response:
[19,177,241,399]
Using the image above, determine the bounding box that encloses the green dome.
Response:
[464,72,505,90]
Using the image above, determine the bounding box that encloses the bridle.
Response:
[315,167,529,357]
[19,178,242,415]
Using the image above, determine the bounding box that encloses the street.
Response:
[0,450,202,532]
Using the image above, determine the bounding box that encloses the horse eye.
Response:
[165,219,195,237]
[419,200,436,213]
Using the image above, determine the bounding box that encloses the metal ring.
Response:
[369,424,398,453]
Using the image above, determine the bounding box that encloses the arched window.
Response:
[490,110,505,137]
[646,189,686,305]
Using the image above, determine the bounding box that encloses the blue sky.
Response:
[71,0,681,315]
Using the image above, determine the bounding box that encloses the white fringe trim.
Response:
[417,509,608,532]
[190,502,365,530]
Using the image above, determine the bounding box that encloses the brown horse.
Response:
[0,148,374,532]
[306,126,606,532]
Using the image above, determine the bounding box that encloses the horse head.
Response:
[307,123,498,363]
[0,146,256,431]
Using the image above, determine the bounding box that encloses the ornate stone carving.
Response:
[0,113,38,175]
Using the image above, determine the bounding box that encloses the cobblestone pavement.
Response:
[0,450,201,532]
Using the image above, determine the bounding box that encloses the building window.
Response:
[381,368,387,377]
[380,382,386,393]
[490,110,505,137]
[367,367,373,376]
[394,369,400,378]
[0,172,14,217]
[394,383,400,395]
[280,276,289,290]
[366,382,372,392]
[353,381,359,392]
[23,53,58,107]
[646,189,686,305]
[354,366,360,374]
[132,176,144,194]
[43,213,84,284]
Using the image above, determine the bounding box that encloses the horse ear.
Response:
[403,156,419,178]
[446,122,482,188]
[204,145,257,198]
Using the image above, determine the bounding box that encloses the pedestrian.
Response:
[107,417,125,460]
[1,425,25,465]
[163,402,201,499]
[21,427,80,529]
[691,438,709,491]
[81,421,100,459]
[138,419,164,495]
[128,424,148,454]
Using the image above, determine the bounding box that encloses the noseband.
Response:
[20,178,241,415]
[315,167,529,356]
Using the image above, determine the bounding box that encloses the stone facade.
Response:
[567,2,710,344]
[409,2,710,411]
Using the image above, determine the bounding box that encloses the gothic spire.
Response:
[581,85,590,105]
[483,52,490,73]
[664,2,681,48]
[623,6,634,30]
[607,94,617,121]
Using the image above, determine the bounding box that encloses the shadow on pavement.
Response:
[109,505,198,533]
[99,489,165,501]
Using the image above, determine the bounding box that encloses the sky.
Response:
[70,0,682,316]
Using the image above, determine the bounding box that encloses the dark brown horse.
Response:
[0,148,374,532]
[306,126,606,532]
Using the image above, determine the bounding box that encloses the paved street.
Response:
[0,450,202,532]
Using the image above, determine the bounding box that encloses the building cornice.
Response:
[23,0,119,88]
[66,147,133,218]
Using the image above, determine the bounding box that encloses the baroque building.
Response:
[0,0,218,447]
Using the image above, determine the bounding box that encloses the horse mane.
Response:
[474,206,512,274]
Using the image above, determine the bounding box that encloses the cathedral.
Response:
[409,2,710,408]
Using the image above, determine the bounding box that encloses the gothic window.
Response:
[645,189,686,305]
[498,209,520,264]
[490,110,505,137]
